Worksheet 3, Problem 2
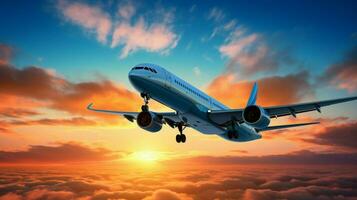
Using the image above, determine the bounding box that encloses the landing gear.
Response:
[176,123,186,143]
[140,93,150,112]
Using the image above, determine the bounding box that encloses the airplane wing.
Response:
[87,103,181,124]
[208,96,357,126]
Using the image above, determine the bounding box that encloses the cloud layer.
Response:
[0,163,355,200]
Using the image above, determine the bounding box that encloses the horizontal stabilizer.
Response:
[258,122,320,132]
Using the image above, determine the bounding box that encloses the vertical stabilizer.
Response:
[247,82,258,106]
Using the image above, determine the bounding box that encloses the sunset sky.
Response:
[0,0,356,199]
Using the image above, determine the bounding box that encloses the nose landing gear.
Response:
[176,123,186,143]
[141,93,150,112]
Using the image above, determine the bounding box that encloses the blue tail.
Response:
[247,82,258,106]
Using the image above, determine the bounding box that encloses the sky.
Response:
[0,0,357,199]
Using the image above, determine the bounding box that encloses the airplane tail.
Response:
[247,82,258,106]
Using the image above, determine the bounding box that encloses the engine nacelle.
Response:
[242,105,270,129]
[136,111,163,132]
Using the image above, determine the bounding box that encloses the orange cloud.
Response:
[0,44,141,132]
[0,142,120,164]
[207,71,314,108]
[320,45,357,92]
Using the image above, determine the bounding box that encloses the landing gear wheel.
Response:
[141,105,149,112]
[176,134,181,143]
[181,134,186,143]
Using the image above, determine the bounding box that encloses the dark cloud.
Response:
[320,45,357,92]
[207,71,314,107]
[9,117,98,126]
[0,142,119,164]
[304,121,357,151]
[0,108,40,118]
[171,150,357,165]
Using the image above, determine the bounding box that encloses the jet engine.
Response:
[242,105,270,129]
[137,111,163,132]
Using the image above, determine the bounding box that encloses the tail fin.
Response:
[247,82,258,106]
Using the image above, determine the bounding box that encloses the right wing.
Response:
[87,103,181,124]
[208,96,357,126]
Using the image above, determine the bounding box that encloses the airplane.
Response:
[87,63,357,143]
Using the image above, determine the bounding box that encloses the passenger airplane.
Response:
[88,63,357,143]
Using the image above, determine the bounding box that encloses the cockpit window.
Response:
[132,66,157,73]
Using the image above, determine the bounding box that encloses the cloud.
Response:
[56,1,179,58]
[57,1,111,43]
[219,27,296,77]
[304,121,357,151]
[143,189,192,200]
[111,17,179,59]
[0,142,119,164]
[207,71,314,107]
[0,44,13,64]
[0,44,141,129]
[208,7,225,22]
[117,1,136,20]
[320,45,357,92]
[26,189,74,200]
[0,164,356,200]
[193,66,201,76]
[171,150,357,165]
[9,117,98,126]
[0,108,40,118]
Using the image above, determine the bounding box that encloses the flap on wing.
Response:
[208,109,244,125]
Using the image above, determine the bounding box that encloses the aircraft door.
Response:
[164,71,172,88]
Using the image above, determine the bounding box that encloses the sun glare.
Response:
[131,151,161,162]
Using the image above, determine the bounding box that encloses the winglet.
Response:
[247,82,258,106]
[87,103,94,110]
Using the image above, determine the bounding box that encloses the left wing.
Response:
[87,103,181,124]
[208,96,357,125]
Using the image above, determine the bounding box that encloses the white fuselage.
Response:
[128,63,262,142]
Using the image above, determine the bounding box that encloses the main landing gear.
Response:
[141,93,150,112]
[176,123,186,143]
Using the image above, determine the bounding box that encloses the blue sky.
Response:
[0,0,356,93]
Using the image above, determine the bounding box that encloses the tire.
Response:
[176,134,181,143]
[181,134,186,143]
[141,105,149,112]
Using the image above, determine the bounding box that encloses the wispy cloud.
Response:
[57,1,112,44]
[111,17,179,59]
[56,0,179,58]
[320,45,357,92]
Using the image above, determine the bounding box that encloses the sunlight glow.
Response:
[131,151,162,162]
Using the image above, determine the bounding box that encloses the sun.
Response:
[131,151,162,162]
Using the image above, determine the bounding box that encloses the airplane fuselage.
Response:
[128,63,262,142]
